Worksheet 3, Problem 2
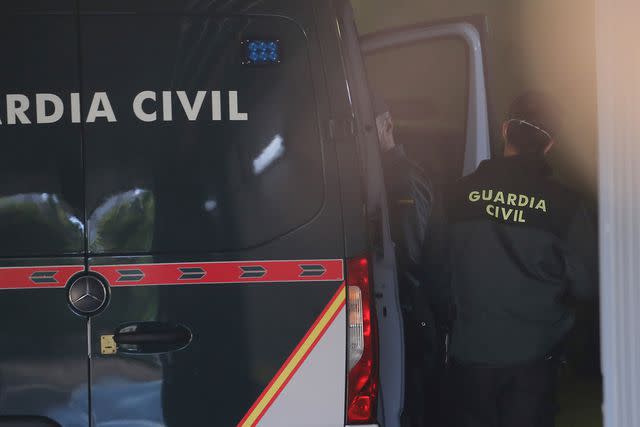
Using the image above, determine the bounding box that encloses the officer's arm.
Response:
[564,202,599,300]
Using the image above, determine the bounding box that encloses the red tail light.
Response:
[346,256,379,424]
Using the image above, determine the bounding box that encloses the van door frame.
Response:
[359,18,492,176]
[334,4,406,426]
[335,3,492,426]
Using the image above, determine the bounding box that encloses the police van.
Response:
[0,1,490,426]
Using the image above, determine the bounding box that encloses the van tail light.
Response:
[346,257,379,424]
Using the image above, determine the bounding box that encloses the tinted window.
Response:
[0,14,84,257]
[82,15,324,254]
[365,38,469,186]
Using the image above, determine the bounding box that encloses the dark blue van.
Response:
[0,1,490,426]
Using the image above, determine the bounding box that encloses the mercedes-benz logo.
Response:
[68,276,108,315]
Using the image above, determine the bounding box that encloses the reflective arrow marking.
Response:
[179,267,206,280]
[116,269,145,282]
[299,264,326,277]
[0,265,85,290]
[30,271,58,284]
[90,260,344,287]
[239,266,266,279]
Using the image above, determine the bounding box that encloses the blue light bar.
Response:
[243,39,281,65]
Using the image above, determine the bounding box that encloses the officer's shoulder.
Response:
[545,176,581,200]
[543,175,585,214]
[452,169,482,190]
[445,171,481,208]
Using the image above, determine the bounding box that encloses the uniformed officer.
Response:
[444,92,598,427]
[374,96,448,427]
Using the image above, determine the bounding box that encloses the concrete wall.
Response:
[352,0,597,196]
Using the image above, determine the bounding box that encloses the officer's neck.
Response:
[503,144,521,157]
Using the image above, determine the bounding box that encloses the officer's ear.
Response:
[501,121,514,156]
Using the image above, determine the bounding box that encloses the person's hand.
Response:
[376,112,396,152]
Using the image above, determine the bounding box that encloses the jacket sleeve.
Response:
[382,147,441,307]
[381,145,431,266]
[564,202,599,300]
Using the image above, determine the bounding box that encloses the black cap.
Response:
[507,91,559,139]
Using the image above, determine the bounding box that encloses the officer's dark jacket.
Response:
[382,145,433,287]
[445,155,597,365]
[382,144,448,369]
[382,145,450,318]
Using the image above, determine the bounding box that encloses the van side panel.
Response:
[80,10,348,427]
[0,11,88,427]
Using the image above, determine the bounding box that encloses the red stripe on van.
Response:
[238,283,346,426]
[0,265,85,290]
[90,259,344,287]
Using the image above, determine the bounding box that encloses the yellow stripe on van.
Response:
[238,284,346,427]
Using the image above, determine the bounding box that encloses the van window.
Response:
[365,37,469,188]
[83,16,324,254]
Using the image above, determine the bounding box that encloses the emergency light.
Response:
[243,39,281,64]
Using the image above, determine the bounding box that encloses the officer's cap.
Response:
[508,91,560,139]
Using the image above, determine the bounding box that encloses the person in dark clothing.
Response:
[374,96,448,427]
[445,92,598,427]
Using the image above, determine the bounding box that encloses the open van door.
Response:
[336,3,492,425]
[360,17,492,178]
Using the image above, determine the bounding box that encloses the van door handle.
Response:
[111,322,192,354]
